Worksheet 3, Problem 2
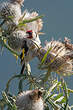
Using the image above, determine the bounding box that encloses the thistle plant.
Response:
[0,0,73,110]
[37,39,73,82]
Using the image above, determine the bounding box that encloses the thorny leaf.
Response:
[39,47,52,69]
[51,93,64,102]
[2,91,17,110]
[5,74,27,93]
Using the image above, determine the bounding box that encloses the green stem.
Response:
[61,78,69,110]
[19,15,44,26]
[18,77,26,93]
[3,40,20,57]
[1,106,4,110]
[43,68,51,83]
[5,74,27,93]
[0,37,20,57]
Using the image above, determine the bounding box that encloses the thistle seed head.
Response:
[8,30,30,51]
[22,11,43,33]
[16,89,44,110]
[37,39,73,76]
[0,1,22,30]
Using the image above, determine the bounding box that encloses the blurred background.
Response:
[0,0,73,106]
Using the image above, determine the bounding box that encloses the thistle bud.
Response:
[16,89,44,110]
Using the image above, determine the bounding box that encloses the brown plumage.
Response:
[16,89,44,110]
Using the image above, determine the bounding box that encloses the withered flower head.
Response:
[8,30,41,63]
[8,30,32,51]
[16,89,44,110]
[37,39,73,76]
[0,0,22,29]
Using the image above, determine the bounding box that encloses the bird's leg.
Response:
[20,62,31,75]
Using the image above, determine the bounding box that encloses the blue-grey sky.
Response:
[0,0,73,105]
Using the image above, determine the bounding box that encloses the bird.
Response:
[19,11,43,63]
[0,8,43,53]
[0,4,43,74]
[0,0,24,31]
[17,10,43,49]
[37,37,73,79]
[4,9,43,52]
[7,10,43,49]
[16,89,44,110]
[7,29,41,74]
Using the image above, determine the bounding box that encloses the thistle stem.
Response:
[1,37,20,57]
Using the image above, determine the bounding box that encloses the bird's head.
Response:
[26,30,41,45]
[26,30,33,39]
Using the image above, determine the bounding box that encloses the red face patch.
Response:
[26,30,32,33]
[26,30,33,39]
